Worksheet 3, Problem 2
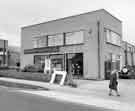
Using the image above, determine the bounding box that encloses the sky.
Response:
[0,0,134,47]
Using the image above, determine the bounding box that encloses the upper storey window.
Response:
[127,46,132,52]
[48,34,63,46]
[65,31,84,45]
[32,30,84,48]
[32,36,47,48]
[105,29,121,46]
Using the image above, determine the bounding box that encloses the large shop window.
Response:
[105,29,121,46]
[50,54,64,71]
[34,54,64,71]
[33,36,47,48]
[48,34,63,46]
[65,31,84,45]
[34,55,46,65]
[112,54,121,70]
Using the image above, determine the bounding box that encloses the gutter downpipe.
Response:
[97,21,101,80]
[124,50,127,65]
[3,40,6,66]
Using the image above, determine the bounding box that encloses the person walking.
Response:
[109,69,120,96]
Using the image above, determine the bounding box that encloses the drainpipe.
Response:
[125,50,127,65]
[131,51,134,66]
[3,40,6,66]
[97,21,101,80]
[125,43,128,65]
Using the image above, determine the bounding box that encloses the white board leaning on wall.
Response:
[44,57,51,74]
[50,70,67,86]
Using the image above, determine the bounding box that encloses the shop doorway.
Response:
[104,54,121,80]
[66,53,83,79]
[105,60,112,80]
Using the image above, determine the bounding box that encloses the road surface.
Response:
[0,87,114,111]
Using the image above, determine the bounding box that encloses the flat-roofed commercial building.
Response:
[0,39,8,66]
[122,41,135,66]
[21,9,122,80]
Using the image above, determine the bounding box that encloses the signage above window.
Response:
[24,46,59,54]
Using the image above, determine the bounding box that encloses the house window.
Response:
[106,30,111,43]
[105,29,121,46]
[128,47,132,52]
[50,54,64,71]
[65,31,84,45]
[32,38,38,48]
[48,34,63,46]
[32,36,47,48]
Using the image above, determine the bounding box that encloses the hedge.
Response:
[0,70,78,87]
[0,70,51,82]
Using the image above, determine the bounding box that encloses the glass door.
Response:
[66,53,83,79]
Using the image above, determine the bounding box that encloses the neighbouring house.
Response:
[8,46,20,67]
[122,41,135,66]
[0,39,8,67]
[21,9,123,80]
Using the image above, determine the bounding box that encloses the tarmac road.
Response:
[0,87,114,111]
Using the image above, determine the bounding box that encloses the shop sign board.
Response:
[24,46,59,54]
[50,70,67,86]
[44,58,51,73]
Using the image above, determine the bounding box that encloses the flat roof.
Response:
[0,39,8,41]
[22,9,122,29]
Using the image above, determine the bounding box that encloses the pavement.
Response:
[0,77,134,111]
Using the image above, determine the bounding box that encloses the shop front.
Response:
[66,53,83,78]
[34,53,83,78]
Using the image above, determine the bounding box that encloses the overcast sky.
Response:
[0,0,134,47]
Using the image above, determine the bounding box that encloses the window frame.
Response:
[65,30,84,45]
[32,36,47,48]
[32,30,84,48]
[105,28,121,46]
[48,33,64,47]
